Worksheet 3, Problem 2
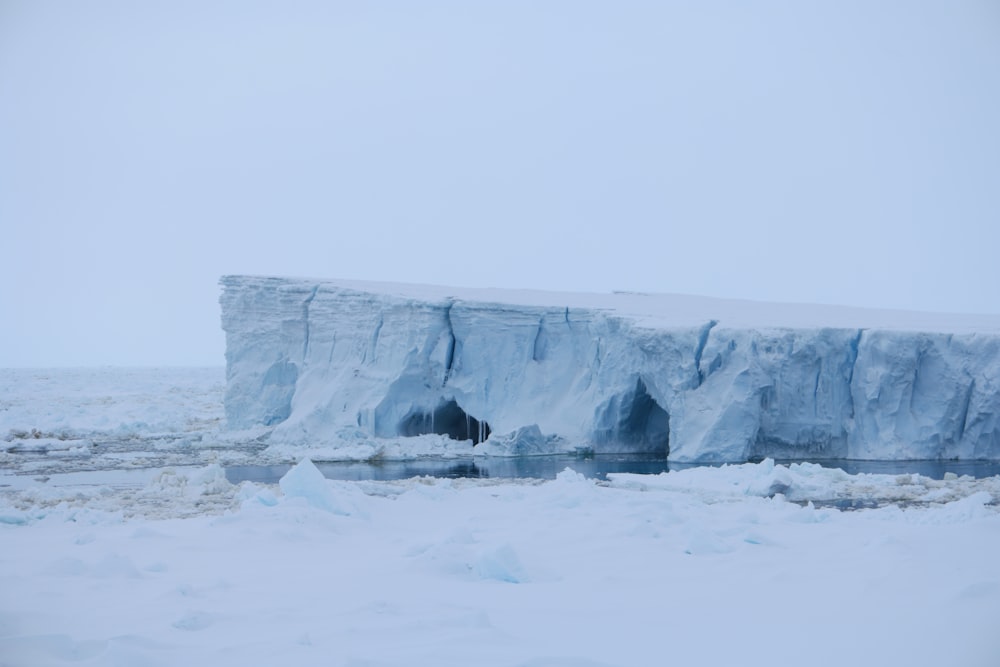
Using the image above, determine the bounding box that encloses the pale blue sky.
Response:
[2,0,999,366]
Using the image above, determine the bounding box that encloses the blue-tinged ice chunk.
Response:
[278,458,353,515]
[474,544,528,583]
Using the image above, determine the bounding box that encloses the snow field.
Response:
[2,460,999,667]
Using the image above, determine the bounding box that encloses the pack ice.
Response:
[220,276,1000,462]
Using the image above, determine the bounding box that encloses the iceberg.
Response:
[220,276,1000,462]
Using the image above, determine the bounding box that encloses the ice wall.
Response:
[220,276,1000,462]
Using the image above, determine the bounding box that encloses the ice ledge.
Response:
[220,275,1000,462]
[220,275,1000,333]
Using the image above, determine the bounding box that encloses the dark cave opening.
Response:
[595,379,670,454]
[398,399,492,445]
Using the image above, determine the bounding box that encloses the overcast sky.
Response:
[2,0,999,367]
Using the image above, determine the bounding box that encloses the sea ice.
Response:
[2,457,998,667]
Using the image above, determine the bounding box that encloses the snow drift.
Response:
[220,276,1000,462]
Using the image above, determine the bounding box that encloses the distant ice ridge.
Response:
[220,276,1000,462]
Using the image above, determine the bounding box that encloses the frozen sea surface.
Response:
[1,368,999,666]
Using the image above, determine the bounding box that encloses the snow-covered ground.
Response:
[2,368,999,666]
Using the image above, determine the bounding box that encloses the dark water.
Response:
[225,455,1000,485]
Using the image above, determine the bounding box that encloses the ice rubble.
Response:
[220,276,1000,462]
[3,459,999,667]
[2,457,998,523]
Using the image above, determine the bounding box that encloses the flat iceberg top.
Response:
[221,275,1000,333]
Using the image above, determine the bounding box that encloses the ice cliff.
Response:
[220,276,1000,462]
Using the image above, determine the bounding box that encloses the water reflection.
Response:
[801,459,1000,480]
[225,455,1000,485]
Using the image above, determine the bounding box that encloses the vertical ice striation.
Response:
[220,276,1000,461]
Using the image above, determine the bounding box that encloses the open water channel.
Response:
[225,454,1000,484]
